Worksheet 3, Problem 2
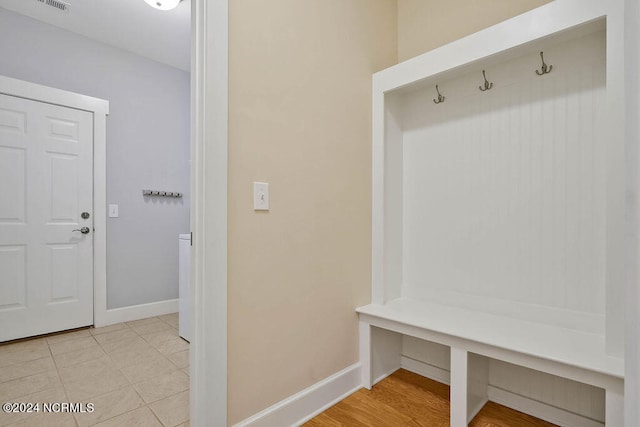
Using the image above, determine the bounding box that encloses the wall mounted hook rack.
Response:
[142,189,183,198]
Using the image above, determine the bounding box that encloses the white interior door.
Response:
[0,93,94,342]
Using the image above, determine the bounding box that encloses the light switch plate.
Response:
[253,182,269,211]
[108,204,119,218]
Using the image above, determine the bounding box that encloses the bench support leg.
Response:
[359,321,372,389]
[467,353,489,422]
[606,380,624,426]
[451,347,469,427]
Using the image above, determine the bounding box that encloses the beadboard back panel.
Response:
[490,359,606,423]
[400,30,608,321]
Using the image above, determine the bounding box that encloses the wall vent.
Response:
[36,0,70,12]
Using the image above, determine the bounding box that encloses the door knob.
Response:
[72,227,91,235]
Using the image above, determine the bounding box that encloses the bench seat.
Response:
[357,298,623,379]
[357,298,624,426]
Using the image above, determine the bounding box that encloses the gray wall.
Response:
[0,8,190,309]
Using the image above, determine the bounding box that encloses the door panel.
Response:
[48,153,79,222]
[0,147,25,222]
[48,117,80,142]
[0,245,26,309]
[49,244,78,302]
[0,94,93,341]
[0,109,26,133]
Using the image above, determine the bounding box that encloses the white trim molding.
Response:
[100,299,178,326]
[190,0,228,425]
[92,98,108,329]
[0,74,110,332]
[624,1,640,426]
[401,356,451,385]
[233,363,362,427]
[0,75,109,115]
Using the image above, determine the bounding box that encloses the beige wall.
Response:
[227,1,397,423]
[397,0,553,62]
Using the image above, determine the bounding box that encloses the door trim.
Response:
[0,74,109,329]
[190,0,228,425]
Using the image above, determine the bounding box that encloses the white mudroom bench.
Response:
[357,298,623,426]
[359,0,629,425]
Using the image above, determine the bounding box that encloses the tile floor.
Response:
[0,313,189,427]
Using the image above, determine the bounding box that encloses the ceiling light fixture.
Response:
[143,0,182,11]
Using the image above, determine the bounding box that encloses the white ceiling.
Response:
[0,0,191,71]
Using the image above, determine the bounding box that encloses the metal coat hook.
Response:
[433,85,445,104]
[535,51,553,75]
[479,70,493,91]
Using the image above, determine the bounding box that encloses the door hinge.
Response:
[190,231,193,247]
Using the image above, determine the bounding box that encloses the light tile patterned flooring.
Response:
[0,313,189,427]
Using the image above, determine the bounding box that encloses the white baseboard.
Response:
[401,355,451,385]
[230,356,603,427]
[488,386,604,427]
[233,363,362,427]
[401,356,603,427]
[96,299,179,327]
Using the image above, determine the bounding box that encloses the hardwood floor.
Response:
[303,369,557,427]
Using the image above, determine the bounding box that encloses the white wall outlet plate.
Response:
[253,182,269,211]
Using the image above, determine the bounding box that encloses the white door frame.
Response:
[0,74,109,330]
[625,0,640,425]
[190,0,228,425]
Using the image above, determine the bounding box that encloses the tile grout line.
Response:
[46,333,80,427]
[0,348,61,400]
[0,355,54,384]
[69,323,146,427]
[55,326,132,427]
[140,316,188,426]
[147,402,168,427]
[93,317,186,426]
[79,330,146,426]
[83,386,146,427]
